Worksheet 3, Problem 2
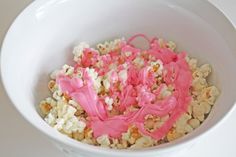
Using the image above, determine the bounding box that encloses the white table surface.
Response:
[0,0,236,157]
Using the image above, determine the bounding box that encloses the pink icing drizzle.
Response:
[56,34,192,140]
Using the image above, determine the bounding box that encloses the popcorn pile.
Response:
[39,34,219,149]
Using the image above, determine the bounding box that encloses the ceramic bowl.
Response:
[1,0,236,157]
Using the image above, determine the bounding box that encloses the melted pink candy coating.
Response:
[56,34,192,140]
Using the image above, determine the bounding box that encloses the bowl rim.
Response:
[1,0,236,155]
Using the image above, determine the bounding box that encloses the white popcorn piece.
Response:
[122,130,131,141]
[97,39,124,55]
[159,84,172,99]
[76,70,83,78]
[118,69,128,84]
[73,42,90,61]
[45,112,56,126]
[133,57,144,68]
[68,99,79,107]
[62,64,74,76]
[86,68,98,81]
[45,99,86,134]
[175,113,192,134]
[96,135,110,147]
[85,68,102,93]
[54,118,65,130]
[199,64,211,78]
[105,97,114,111]
[167,129,184,142]
[82,139,94,145]
[69,99,84,113]
[192,77,208,93]
[56,100,76,119]
[53,90,63,101]
[188,119,200,129]
[192,69,203,78]
[77,121,86,133]
[187,58,198,71]
[192,102,205,121]
[103,77,110,91]
[167,41,176,51]
[130,136,154,149]
[94,76,102,93]
[200,102,211,114]
[63,117,84,134]
[200,86,220,105]
[149,60,163,76]
[45,97,57,107]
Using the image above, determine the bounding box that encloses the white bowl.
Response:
[1,0,236,157]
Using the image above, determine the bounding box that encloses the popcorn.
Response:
[86,68,98,81]
[118,69,128,84]
[133,57,145,68]
[166,41,176,51]
[167,129,184,142]
[76,70,83,78]
[103,77,110,91]
[97,39,124,55]
[53,90,63,101]
[188,119,200,129]
[159,84,172,99]
[200,101,211,114]
[62,64,74,76]
[175,113,193,134]
[130,136,154,149]
[200,86,220,105]
[77,121,86,133]
[149,60,163,76]
[96,135,110,147]
[192,102,206,122]
[199,64,211,78]
[85,68,102,93]
[93,76,102,93]
[39,35,220,149]
[73,42,90,61]
[192,77,208,93]
[105,97,114,110]
[48,80,57,92]
[187,58,198,71]
[45,112,56,126]
[39,101,52,116]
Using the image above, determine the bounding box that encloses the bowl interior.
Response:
[1,0,236,154]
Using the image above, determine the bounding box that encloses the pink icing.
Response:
[56,34,192,140]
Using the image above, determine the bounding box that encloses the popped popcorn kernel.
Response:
[187,58,198,71]
[188,119,200,129]
[96,135,111,147]
[175,113,192,134]
[167,129,184,142]
[48,80,57,92]
[73,42,90,61]
[39,101,52,115]
[166,41,176,51]
[200,86,220,105]
[199,64,212,78]
[130,136,154,149]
